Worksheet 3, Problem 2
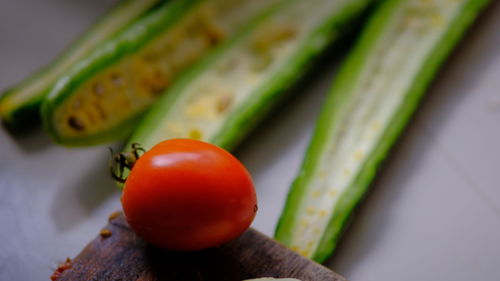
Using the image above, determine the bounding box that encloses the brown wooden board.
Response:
[56,212,346,281]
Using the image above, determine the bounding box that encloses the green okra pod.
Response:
[0,0,165,130]
[275,0,491,263]
[126,0,374,153]
[41,0,282,146]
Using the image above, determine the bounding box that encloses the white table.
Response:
[1,1,499,280]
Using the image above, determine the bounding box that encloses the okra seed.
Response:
[328,190,338,197]
[217,94,233,113]
[73,99,81,109]
[217,57,240,73]
[148,68,169,95]
[305,207,316,215]
[93,83,104,96]
[252,54,273,71]
[92,101,107,120]
[311,190,321,198]
[354,151,364,161]
[189,129,203,140]
[166,122,183,135]
[200,10,225,45]
[110,73,124,86]
[299,219,308,227]
[206,24,225,45]
[143,52,159,62]
[342,168,352,177]
[371,121,382,131]
[68,116,85,131]
[431,13,444,26]
[298,249,310,257]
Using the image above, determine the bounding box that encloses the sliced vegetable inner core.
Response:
[52,0,277,137]
[287,0,466,257]
[0,0,162,119]
[142,0,351,150]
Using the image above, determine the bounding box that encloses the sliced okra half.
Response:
[42,0,283,145]
[127,0,374,152]
[275,0,491,262]
[0,0,166,130]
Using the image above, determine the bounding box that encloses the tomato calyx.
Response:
[109,143,145,183]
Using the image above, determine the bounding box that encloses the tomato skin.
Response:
[121,139,257,251]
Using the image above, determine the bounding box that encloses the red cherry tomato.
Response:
[121,139,257,251]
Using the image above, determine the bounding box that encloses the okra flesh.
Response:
[275,0,489,262]
[128,0,371,151]
[0,0,164,129]
[44,0,280,145]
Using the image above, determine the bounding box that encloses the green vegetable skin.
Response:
[126,0,374,153]
[275,0,490,262]
[42,0,283,146]
[0,0,164,130]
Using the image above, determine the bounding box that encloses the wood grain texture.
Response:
[57,213,346,281]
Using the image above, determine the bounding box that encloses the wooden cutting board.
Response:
[55,212,345,281]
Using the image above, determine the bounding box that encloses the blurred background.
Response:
[0,0,499,280]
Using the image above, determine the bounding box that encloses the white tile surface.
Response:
[0,1,499,281]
